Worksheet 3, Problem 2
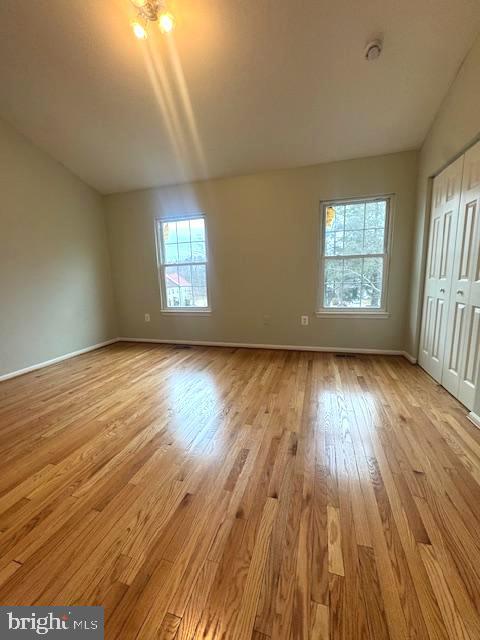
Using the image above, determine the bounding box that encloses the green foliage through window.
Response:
[322,199,388,310]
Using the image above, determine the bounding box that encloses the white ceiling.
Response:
[0,0,479,194]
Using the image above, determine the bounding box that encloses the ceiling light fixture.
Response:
[364,39,383,62]
[130,0,175,39]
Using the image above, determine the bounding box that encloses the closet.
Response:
[419,139,480,410]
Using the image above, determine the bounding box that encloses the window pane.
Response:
[325,232,335,255]
[179,287,194,307]
[340,257,363,307]
[165,266,181,308]
[325,205,344,232]
[192,265,208,307]
[159,217,209,310]
[343,230,364,255]
[361,257,384,308]
[342,284,361,307]
[178,242,192,262]
[322,199,388,311]
[324,283,337,308]
[365,201,386,229]
[165,265,180,287]
[164,265,197,307]
[324,258,344,307]
[325,258,344,283]
[324,256,383,309]
[325,231,345,256]
[177,220,190,243]
[193,287,208,307]
[334,231,345,255]
[166,286,181,307]
[191,264,206,287]
[177,264,192,285]
[162,221,177,244]
[364,228,385,253]
[164,243,179,264]
[343,257,363,285]
[190,218,205,242]
[191,241,206,262]
[344,203,365,230]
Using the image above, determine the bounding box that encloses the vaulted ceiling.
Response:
[0,0,479,193]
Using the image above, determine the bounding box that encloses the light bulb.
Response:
[131,21,148,39]
[158,12,175,33]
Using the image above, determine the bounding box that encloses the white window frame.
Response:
[316,195,393,318]
[155,214,211,314]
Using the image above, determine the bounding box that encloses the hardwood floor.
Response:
[0,342,480,639]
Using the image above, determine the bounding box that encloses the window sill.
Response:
[160,309,212,316]
[315,311,390,319]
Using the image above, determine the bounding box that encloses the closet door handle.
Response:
[440,288,446,293]
[457,289,464,295]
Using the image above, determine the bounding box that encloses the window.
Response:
[156,216,210,311]
[318,197,391,315]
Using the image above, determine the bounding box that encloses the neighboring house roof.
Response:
[166,272,191,287]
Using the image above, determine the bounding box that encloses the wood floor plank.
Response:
[269,473,303,640]
[231,497,278,640]
[0,560,21,587]
[310,601,329,639]
[174,559,218,640]
[157,612,181,640]
[358,545,391,640]
[414,495,480,640]
[419,543,472,640]
[0,344,479,640]
[327,506,344,576]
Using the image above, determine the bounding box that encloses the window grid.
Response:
[156,217,210,311]
[319,198,390,312]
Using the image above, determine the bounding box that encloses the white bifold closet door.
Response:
[419,156,463,382]
[442,141,480,409]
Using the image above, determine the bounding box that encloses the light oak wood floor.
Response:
[1,343,480,640]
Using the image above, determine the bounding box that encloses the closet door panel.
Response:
[446,301,466,378]
[419,156,463,382]
[457,141,480,409]
[442,193,475,396]
[461,305,480,391]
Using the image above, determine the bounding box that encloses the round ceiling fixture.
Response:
[364,39,383,62]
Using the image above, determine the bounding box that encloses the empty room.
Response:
[1,0,480,638]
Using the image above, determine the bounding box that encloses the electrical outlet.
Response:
[301,315,309,326]
[263,314,271,326]
[144,313,151,322]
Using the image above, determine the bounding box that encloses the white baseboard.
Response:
[0,339,119,382]
[118,337,414,360]
[468,412,480,430]
[0,338,417,384]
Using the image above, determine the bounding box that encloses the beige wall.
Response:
[407,33,480,358]
[1,33,477,383]
[0,118,117,377]
[105,151,417,352]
